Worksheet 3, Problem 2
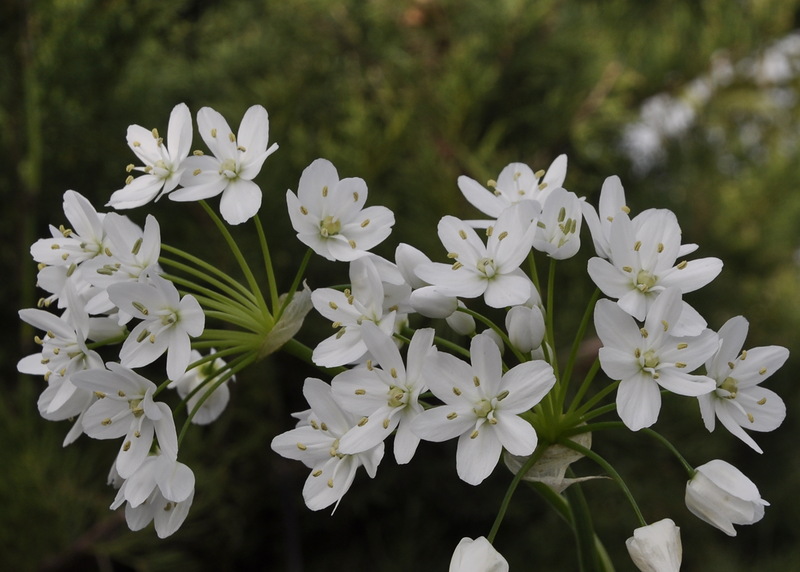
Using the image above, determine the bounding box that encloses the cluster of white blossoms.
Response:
[19,103,789,570]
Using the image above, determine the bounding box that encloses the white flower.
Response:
[332,324,436,464]
[594,287,718,431]
[533,187,583,259]
[286,158,395,261]
[109,272,205,380]
[108,103,193,209]
[685,459,768,536]
[270,378,384,511]
[457,155,566,226]
[625,518,682,572]
[699,316,788,453]
[415,203,537,309]
[172,105,278,225]
[111,452,195,538]
[72,363,179,478]
[505,299,545,354]
[168,349,233,425]
[449,536,509,572]
[587,209,721,334]
[311,257,399,367]
[412,333,556,485]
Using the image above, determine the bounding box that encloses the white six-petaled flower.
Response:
[109,272,205,380]
[699,315,788,453]
[332,323,436,464]
[108,103,193,210]
[286,158,395,261]
[270,377,384,511]
[412,333,556,485]
[594,287,718,431]
[415,203,537,309]
[171,104,278,225]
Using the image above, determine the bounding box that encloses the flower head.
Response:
[412,333,555,485]
[108,103,193,209]
[625,518,682,572]
[286,158,395,261]
[699,315,788,453]
[685,459,768,536]
[595,287,718,430]
[449,536,509,572]
[172,105,278,225]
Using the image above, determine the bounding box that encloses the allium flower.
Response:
[108,103,193,209]
[699,316,788,453]
[270,378,384,511]
[311,257,399,367]
[168,349,233,425]
[685,459,768,536]
[332,324,436,464]
[412,333,556,485]
[72,363,179,478]
[109,272,205,380]
[533,187,583,260]
[415,203,537,309]
[172,105,278,225]
[595,287,718,431]
[449,536,509,572]
[111,452,195,538]
[286,158,395,261]
[625,518,682,572]
[457,155,566,226]
[587,209,721,334]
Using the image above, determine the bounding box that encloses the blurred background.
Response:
[2,0,800,570]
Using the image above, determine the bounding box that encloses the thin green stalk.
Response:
[572,378,619,419]
[565,474,601,572]
[559,437,646,527]
[545,258,559,379]
[253,215,280,312]
[160,246,257,306]
[198,200,269,316]
[487,443,549,542]
[559,288,601,408]
[160,266,260,315]
[458,307,527,364]
[275,249,313,323]
[641,428,695,476]
[566,358,602,416]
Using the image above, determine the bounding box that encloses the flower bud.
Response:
[449,536,508,572]
[685,459,768,536]
[625,518,682,572]
[446,301,476,335]
[410,285,458,318]
[505,304,545,353]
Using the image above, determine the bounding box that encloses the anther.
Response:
[446,412,458,420]
[355,389,366,395]
[473,376,480,387]
[458,230,468,240]
[453,387,462,396]
[470,430,479,439]
[353,192,359,202]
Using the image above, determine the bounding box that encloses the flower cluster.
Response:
[18,103,788,570]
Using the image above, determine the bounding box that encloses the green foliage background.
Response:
[2,0,799,570]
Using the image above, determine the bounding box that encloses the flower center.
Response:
[635,270,657,292]
[320,215,341,237]
[387,385,406,408]
[477,257,497,278]
[642,349,659,370]
[219,158,239,180]
[719,376,738,399]
[473,398,493,418]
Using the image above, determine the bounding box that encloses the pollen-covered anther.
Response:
[676,260,688,269]
[446,412,458,420]
[740,350,748,360]
[354,388,366,396]
[661,320,669,331]
[193,150,204,156]
[210,128,217,137]
[300,206,308,215]
[497,231,509,242]
[94,391,106,399]
[747,413,755,423]
[132,301,149,315]
[136,329,151,343]
[496,390,509,401]
[447,252,459,259]
[451,261,463,270]
[237,145,247,152]
[348,240,357,249]
[458,230,468,240]
[677,343,688,350]
[331,321,341,329]
[125,163,135,173]
[470,430,480,439]
[757,397,767,405]
[101,418,112,426]
[633,240,642,251]
[382,418,390,429]
[117,390,126,397]
[321,185,328,197]
[228,132,235,142]
[360,219,370,228]
[193,168,201,176]
[390,368,398,379]
[125,175,134,185]
[312,470,322,477]
[759,367,767,375]
[453,387,462,396]
[357,417,369,427]
[621,205,631,214]
[640,327,649,338]
[557,207,566,223]
[675,362,687,368]
[327,479,335,488]
[473,376,480,387]
[122,441,131,451]
[329,301,338,310]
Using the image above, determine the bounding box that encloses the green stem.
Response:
[487,443,549,542]
[545,258,559,379]
[641,428,695,476]
[253,215,281,312]
[458,307,527,364]
[567,358,602,416]
[275,249,313,324]
[564,475,601,572]
[198,200,269,318]
[559,288,600,409]
[160,246,257,307]
[558,437,646,527]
